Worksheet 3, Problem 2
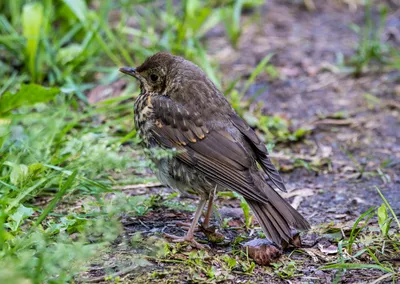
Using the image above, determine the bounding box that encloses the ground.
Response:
[79,1,400,283]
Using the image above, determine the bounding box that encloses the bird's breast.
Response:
[134,93,154,141]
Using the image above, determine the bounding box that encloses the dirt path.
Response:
[83,1,399,283]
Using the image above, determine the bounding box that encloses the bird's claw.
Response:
[164,233,208,249]
[175,221,199,231]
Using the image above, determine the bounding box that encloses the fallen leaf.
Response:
[318,243,338,255]
[87,80,127,104]
[243,238,282,265]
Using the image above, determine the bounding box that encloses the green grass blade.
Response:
[347,206,375,254]
[22,2,43,82]
[193,40,221,89]
[240,53,274,97]
[0,207,6,250]
[375,186,400,229]
[99,20,134,66]
[34,170,78,226]
[43,164,113,193]
[65,76,89,104]
[0,71,17,97]
[5,178,50,213]
[0,180,18,191]
[62,0,88,23]
[321,263,392,273]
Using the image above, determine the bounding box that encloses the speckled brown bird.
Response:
[119,52,310,248]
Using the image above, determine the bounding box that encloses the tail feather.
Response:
[246,186,310,246]
[265,202,292,240]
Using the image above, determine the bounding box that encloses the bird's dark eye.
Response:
[150,74,159,82]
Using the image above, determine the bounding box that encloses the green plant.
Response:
[0,84,59,116]
[272,261,298,279]
[320,187,400,283]
[348,1,389,75]
[0,1,274,282]
[0,83,156,282]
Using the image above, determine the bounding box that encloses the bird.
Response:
[119,52,310,249]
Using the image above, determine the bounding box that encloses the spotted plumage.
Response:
[120,52,310,247]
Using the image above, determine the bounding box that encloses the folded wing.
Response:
[150,96,269,203]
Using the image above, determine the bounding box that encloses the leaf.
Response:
[5,204,34,232]
[28,163,45,178]
[239,197,252,228]
[22,2,43,81]
[185,0,199,20]
[293,128,309,139]
[4,161,29,186]
[223,256,237,270]
[62,0,88,23]
[6,178,50,213]
[56,44,84,65]
[377,203,391,237]
[0,84,60,116]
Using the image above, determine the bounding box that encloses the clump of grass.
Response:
[348,0,391,76]
[226,54,310,144]
[0,81,156,282]
[222,0,264,47]
[0,1,264,282]
[320,187,400,283]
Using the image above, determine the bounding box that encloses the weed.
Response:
[0,1,261,281]
[348,1,391,75]
[272,261,298,279]
[320,187,400,282]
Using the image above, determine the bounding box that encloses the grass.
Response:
[0,0,399,283]
[346,0,398,76]
[320,187,400,283]
[0,1,269,282]
[0,87,148,282]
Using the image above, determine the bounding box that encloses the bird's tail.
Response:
[246,187,310,246]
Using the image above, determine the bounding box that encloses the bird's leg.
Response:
[198,185,225,243]
[164,198,208,249]
[177,185,216,230]
[202,198,214,228]
[202,185,217,228]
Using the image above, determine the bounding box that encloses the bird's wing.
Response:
[150,96,269,203]
[230,114,287,192]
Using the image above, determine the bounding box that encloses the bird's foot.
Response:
[175,221,199,231]
[199,224,225,243]
[164,233,207,249]
[175,222,224,243]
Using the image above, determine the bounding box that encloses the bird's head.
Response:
[119,52,177,94]
[119,52,207,95]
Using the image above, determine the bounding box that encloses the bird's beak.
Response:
[119,67,139,79]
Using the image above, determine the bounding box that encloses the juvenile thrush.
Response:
[120,52,310,249]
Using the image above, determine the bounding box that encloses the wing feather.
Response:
[149,96,269,203]
[230,114,287,192]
